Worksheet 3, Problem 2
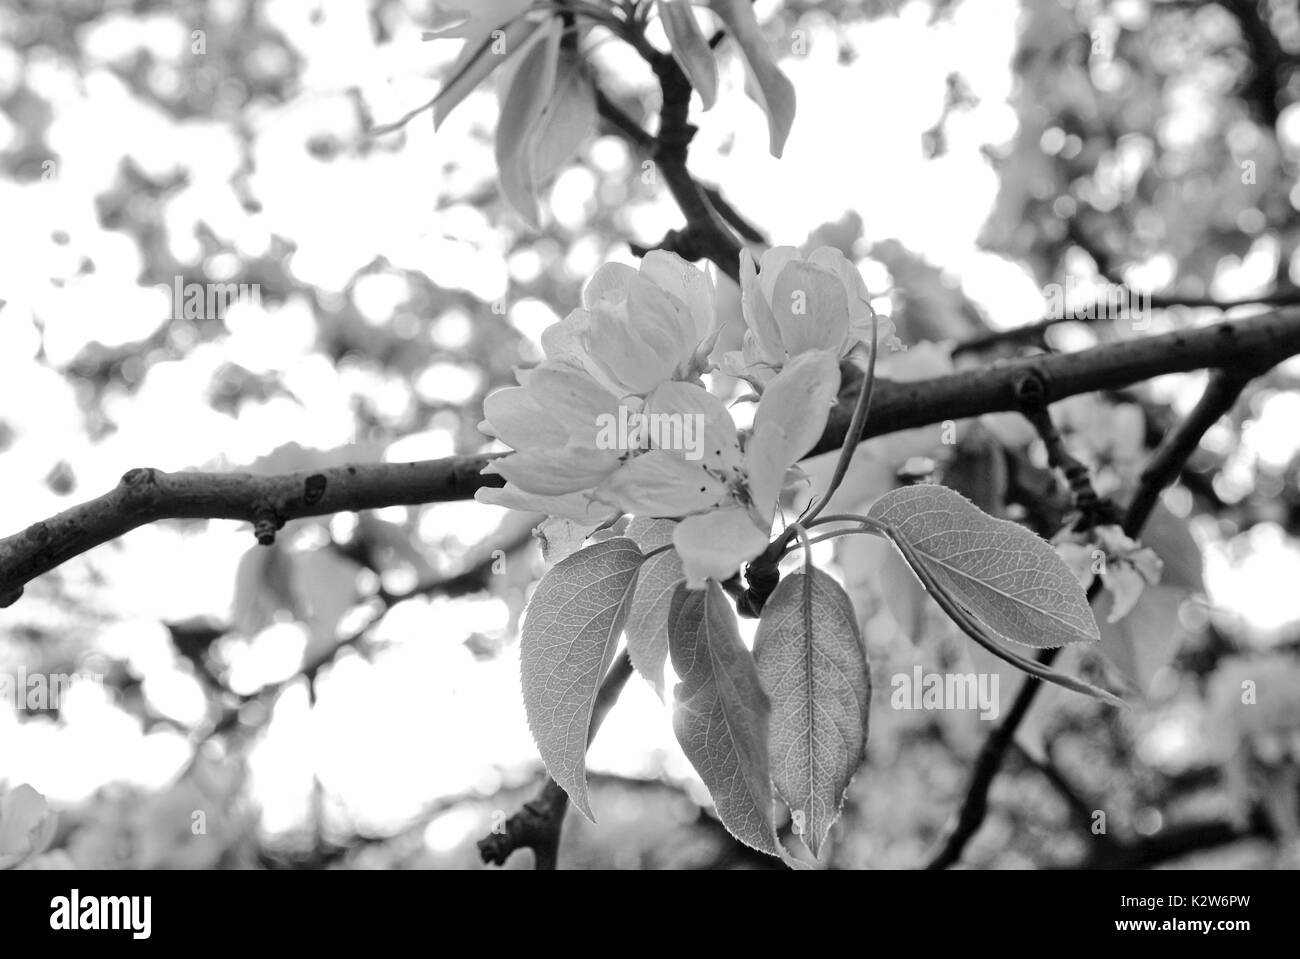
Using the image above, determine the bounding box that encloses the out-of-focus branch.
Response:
[4,309,1300,606]
[1123,367,1259,537]
[924,365,1260,870]
[953,292,1300,356]
[477,650,634,869]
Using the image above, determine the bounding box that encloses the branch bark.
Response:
[3,309,1298,606]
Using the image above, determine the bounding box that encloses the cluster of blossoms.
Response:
[477,247,894,586]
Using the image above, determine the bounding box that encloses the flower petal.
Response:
[753,350,841,464]
[643,380,742,474]
[475,485,616,523]
[488,447,622,495]
[1103,563,1148,624]
[770,260,850,356]
[756,246,801,303]
[593,450,728,517]
[540,309,592,366]
[583,262,637,310]
[740,248,786,364]
[739,420,792,526]
[639,250,716,345]
[584,313,674,396]
[673,507,770,588]
[481,387,568,450]
[517,363,621,443]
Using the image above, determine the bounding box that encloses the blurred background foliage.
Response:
[2,0,1300,868]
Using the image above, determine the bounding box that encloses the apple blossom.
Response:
[476,252,719,522]
[725,246,900,386]
[595,351,842,586]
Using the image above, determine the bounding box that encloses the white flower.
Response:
[594,351,843,586]
[476,252,720,522]
[725,246,900,386]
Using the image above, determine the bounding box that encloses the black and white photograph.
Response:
[0,0,1296,924]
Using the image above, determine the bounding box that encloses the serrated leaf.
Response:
[626,517,677,552]
[624,519,683,695]
[521,537,643,820]
[669,581,781,857]
[868,484,1100,648]
[626,559,684,695]
[658,0,719,110]
[433,16,541,129]
[530,58,598,184]
[754,568,870,858]
[707,0,796,157]
[495,19,562,228]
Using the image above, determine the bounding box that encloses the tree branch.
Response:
[477,650,634,868]
[0,456,500,607]
[923,363,1261,869]
[953,291,1300,356]
[4,309,1299,607]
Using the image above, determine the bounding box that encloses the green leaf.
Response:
[754,569,870,858]
[707,0,797,157]
[668,581,782,858]
[625,519,684,696]
[521,537,643,820]
[495,19,562,228]
[433,16,542,129]
[658,0,719,110]
[868,484,1101,648]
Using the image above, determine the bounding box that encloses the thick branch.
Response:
[0,456,500,607]
[812,306,1300,458]
[3,309,1299,606]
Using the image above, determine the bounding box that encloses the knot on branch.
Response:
[303,473,328,506]
[1011,369,1050,411]
[253,512,282,546]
